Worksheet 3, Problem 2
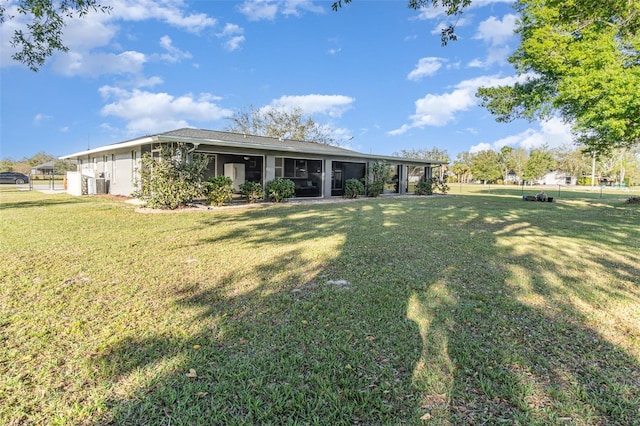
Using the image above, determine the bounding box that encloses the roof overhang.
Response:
[59,133,446,166]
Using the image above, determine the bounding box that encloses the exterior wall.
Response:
[75,148,140,196]
[66,142,440,198]
[539,170,577,186]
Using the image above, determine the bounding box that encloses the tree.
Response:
[0,159,15,172]
[505,147,529,183]
[554,145,590,181]
[470,150,502,184]
[498,146,513,182]
[522,148,555,183]
[451,151,472,183]
[393,147,450,179]
[26,151,54,167]
[477,0,640,154]
[1,0,111,71]
[226,106,336,145]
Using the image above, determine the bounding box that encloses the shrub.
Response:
[414,179,433,195]
[367,161,393,198]
[205,175,234,206]
[265,178,295,202]
[132,143,208,209]
[239,181,265,203]
[344,179,364,198]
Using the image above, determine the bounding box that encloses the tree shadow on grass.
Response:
[408,196,640,424]
[90,196,639,425]
[92,201,424,425]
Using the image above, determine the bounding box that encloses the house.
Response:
[31,160,56,176]
[59,128,445,198]
[538,170,578,186]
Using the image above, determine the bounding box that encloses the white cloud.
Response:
[159,36,192,63]
[466,14,517,68]
[239,0,325,20]
[2,0,216,74]
[390,74,527,134]
[33,113,52,126]
[407,57,444,81]
[99,86,233,135]
[282,0,324,16]
[106,0,216,33]
[416,0,512,20]
[474,14,518,46]
[239,0,280,21]
[266,94,355,118]
[53,50,147,76]
[470,142,492,153]
[218,23,245,51]
[473,117,574,153]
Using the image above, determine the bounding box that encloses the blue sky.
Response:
[0,0,574,162]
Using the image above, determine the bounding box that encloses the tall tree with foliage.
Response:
[522,148,555,183]
[554,145,591,181]
[226,106,336,145]
[498,146,513,182]
[1,0,111,71]
[505,147,529,183]
[451,151,473,183]
[470,150,502,184]
[477,0,640,154]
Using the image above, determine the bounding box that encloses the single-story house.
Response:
[538,170,578,186]
[31,160,56,176]
[59,128,445,198]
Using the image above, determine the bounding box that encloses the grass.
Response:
[1,187,639,425]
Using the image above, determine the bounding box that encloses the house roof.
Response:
[33,160,56,170]
[60,128,446,165]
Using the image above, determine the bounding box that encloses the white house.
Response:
[60,128,445,198]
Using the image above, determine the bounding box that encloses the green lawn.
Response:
[1,188,638,425]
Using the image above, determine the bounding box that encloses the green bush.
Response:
[205,175,234,206]
[367,161,393,198]
[344,179,364,198]
[414,179,433,195]
[239,181,265,203]
[132,143,208,209]
[367,181,384,197]
[265,178,295,202]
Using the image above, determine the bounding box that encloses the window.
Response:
[278,158,308,178]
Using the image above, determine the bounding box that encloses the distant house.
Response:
[31,161,56,176]
[538,170,577,186]
[59,128,445,198]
